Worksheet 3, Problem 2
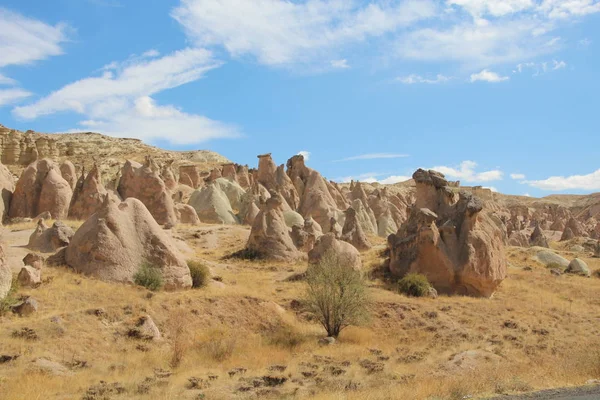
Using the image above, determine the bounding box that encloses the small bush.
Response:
[0,278,19,316]
[187,260,210,288]
[134,263,163,291]
[305,250,370,338]
[199,328,236,361]
[168,309,190,368]
[398,273,431,297]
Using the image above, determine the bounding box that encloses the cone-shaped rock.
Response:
[341,207,372,251]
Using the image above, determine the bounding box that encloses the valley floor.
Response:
[0,221,599,400]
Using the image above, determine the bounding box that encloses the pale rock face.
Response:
[65,197,192,289]
[0,242,11,300]
[308,233,362,271]
[59,161,77,190]
[291,217,323,252]
[236,165,252,189]
[566,258,590,277]
[0,161,15,224]
[117,158,177,226]
[9,159,73,219]
[283,210,305,228]
[246,192,302,261]
[387,169,507,298]
[179,165,202,189]
[188,183,238,224]
[287,155,340,232]
[214,178,246,211]
[69,164,108,220]
[28,220,75,253]
[174,203,200,225]
[238,191,260,226]
[350,198,378,236]
[341,207,372,251]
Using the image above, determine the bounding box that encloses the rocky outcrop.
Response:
[18,266,41,287]
[0,242,11,300]
[59,161,77,190]
[561,218,586,241]
[308,233,362,271]
[179,165,203,189]
[530,224,549,248]
[238,192,260,226]
[118,158,177,226]
[160,161,177,191]
[508,231,529,247]
[245,192,302,261]
[214,178,246,211]
[65,197,192,289]
[290,217,323,252]
[28,220,75,253]
[0,162,15,223]
[188,183,237,224]
[329,217,342,238]
[221,163,237,182]
[9,159,73,219]
[69,164,108,220]
[387,169,506,297]
[341,207,371,251]
[174,203,200,225]
[566,258,590,277]
[287,154,341,232]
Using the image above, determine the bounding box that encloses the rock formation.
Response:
[160,161,177,191]
[329,217,342,238]
[28,220,75,253]
[179,165,202,188]
[566,258,590,277]
[341,207,372,251]
[65,197,192,289]
[59,161,77,190]
[174,203,200,225]
[214,178,246,211]
[530,224,549,248]
[290,217,323,252]
[245,192,302,261]
[287,154,341,232]
[0,242,11,300]
[238,192,260,226]
[117,158,177,226]
[561,217,586,241]
[188,183,237,224]
[508,231,529,247]
[0,162,15,223]
[9,159,73,219]
[308,233,362,271]
[387,169,506,297]
[69,164,108,220]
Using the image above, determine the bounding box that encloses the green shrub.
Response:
[187,260,210,288]
[134,262,163,291]
[0,278,19,316]
[305,250,370,338]
[398,273,431,297]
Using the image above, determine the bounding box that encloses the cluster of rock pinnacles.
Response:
[2,151,595,302]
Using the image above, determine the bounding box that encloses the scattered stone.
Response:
[318,336,336,346]
[0,354,19,364]
[12,297,39,316]
[82,381,126,400]
[566,258,591,277]
[127,315,161,341]
[31,358,72,376]
[28,220,75,253]
[535,250,570,269]
[17,266,41,287]
[23,253,45,270]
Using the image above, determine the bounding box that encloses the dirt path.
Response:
[2,227,35,273]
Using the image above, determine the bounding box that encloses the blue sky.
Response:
[1,0,599,197]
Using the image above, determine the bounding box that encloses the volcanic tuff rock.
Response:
[341,206,372,251]
[9,159,73,219]
[188,183,237,224]
[66,197,192,289]
[118,158,177,226]
[245,192,302,261]
[530,224,549,248]
[28,220,75,253]
[69,164,108,220]
[387,169,507,297]
[0,162,15,223]
[308,233,362,271]
[0,124,229,180]
[0,242,11,300]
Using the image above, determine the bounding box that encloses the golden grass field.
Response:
[0,222,599,400]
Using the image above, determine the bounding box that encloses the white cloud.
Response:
[337,172,410,184]
[514,59,566,75]
[297,150,311,161]
[13,48,220,119]
[0,73,16,86]
[377,175,412,184]
[0,88,32,106]
[13,48,238,145]
[142,49,160,58]
[524,169,600,191]
[334,153,409,162]
[330,59,350,69]
[552,60,566,70]
[432,160,503,182]
[579,38,592,48]
[396,74,451,84]
[483,186,499,192]
[539,0,600,19]
[523,193,531,197]
[447,0,535,17]
[68,96,238,145]
[172,0,438,67]
[0,8,68,68]
[470,69,509,83]
[510,173,526,180]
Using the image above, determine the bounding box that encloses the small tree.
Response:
[305,250,370,337]
[187,260,210,288]
[134,262,164,291]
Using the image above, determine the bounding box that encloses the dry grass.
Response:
[1,225,599,400]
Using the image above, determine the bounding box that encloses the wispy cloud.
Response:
[510,173,526,180]
[334,153,409,162]
[432,160,503,182]
[330,59,350,69]
[336,172,410,184]
[514,59,567,75]
[396,74,451,84]
[0,88,32,106]
[470,69,509,83]
[13,48,238,145]
[524,169,600,191]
